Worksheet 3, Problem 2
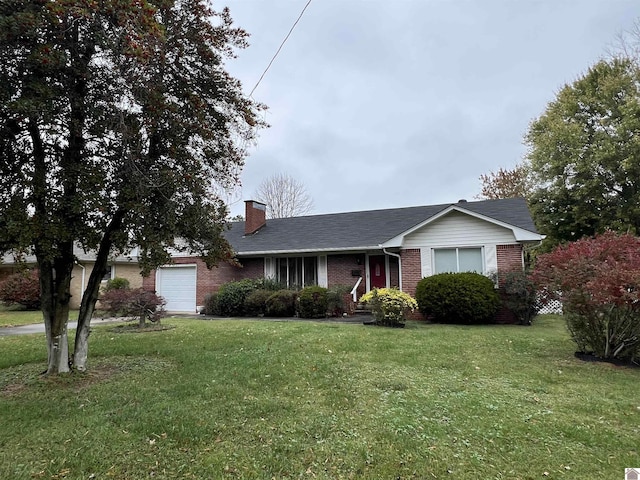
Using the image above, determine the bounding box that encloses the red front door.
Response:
[369,255,386,289]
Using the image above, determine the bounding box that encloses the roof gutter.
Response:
[234,246,389,256]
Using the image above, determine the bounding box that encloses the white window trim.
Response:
[431,246,485,275]
[267,255,319,289]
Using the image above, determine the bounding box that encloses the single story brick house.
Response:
[144,197,543,312]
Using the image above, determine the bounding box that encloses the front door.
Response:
[369,255,387,289]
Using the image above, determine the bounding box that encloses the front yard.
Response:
[0,315,637,479]
[0,305,44,327]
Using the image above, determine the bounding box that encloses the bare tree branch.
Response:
[254,173,314,218]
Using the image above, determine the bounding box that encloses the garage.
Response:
[156,265,197,312]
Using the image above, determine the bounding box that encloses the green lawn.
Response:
[0,305,43,327]
[0,315,638,479]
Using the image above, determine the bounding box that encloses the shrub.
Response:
[415,272,500,324]
[533,232,640,362]
[327,285,353,316]
[254,277,287,292]
[266,290,297,317]
[499,270,538,325]
[359,288,417,327]
[216,279,258,316]
[202,293,220,316]
[297,286,328,318]
[100,287,166,327]
[245,289,272,316]
[104,277,130,292]
[0,269,40,310]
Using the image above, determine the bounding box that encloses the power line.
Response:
[249,0,313,98]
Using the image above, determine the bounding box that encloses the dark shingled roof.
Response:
[225,198,539,255]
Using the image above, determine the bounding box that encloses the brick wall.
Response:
[400,248,422,297]
[113,263,143,289]
[388,257,400,288]
[496,244,523,282]
[327,254,365,296]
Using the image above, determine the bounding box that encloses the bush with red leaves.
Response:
[100,287,165,327]
[533,232,640,362]
[0,269,40,310]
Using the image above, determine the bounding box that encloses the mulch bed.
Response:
[574,351,639,368]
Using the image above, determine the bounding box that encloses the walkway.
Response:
[0,318,127,337]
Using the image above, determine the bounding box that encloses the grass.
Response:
[0,304,44,327]
[0,315,638,479]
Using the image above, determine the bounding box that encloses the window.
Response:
[433,248,483,274]
[101,265,113,282]
[275,257,317,288]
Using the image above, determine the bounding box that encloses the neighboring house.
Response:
[0,247,142,309]
[144,198,543,312]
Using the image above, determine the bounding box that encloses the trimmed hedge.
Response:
[266,290,297,317]
[297,286,328,318]
[245,289,272,316]
[415,272,500,324]
[215,279,257,316]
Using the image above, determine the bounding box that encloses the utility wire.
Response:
[249,0,313,98]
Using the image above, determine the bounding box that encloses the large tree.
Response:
[254,173,314,218]
[526,57,640,247]
[0,0,264,373]
[475,162,534,201]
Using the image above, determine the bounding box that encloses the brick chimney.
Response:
[244,200,267,235]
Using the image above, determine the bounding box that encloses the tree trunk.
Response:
[38,254,74,374]
[73,210,126,371]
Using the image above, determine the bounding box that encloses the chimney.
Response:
[244,200,267,235]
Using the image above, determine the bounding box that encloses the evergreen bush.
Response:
[266,290,297,317]
[215,279,258,316]
[415,272,500,324]
[499,270,538,325]
[104,277,130,292]
[327,285,352,316]
[245,289,272,316]
[202,293,220,316]
[297,286,328,318]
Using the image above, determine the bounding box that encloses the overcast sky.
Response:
[221,0,639,218]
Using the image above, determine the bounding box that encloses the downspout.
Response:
[381,246,402,291]
[76,261,86,299]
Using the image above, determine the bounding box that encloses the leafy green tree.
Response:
[526,58,640,248]
[0,0,264,373]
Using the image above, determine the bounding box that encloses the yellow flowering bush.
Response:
[359,288,418,327]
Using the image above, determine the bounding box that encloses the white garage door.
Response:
[157,265,197,312]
